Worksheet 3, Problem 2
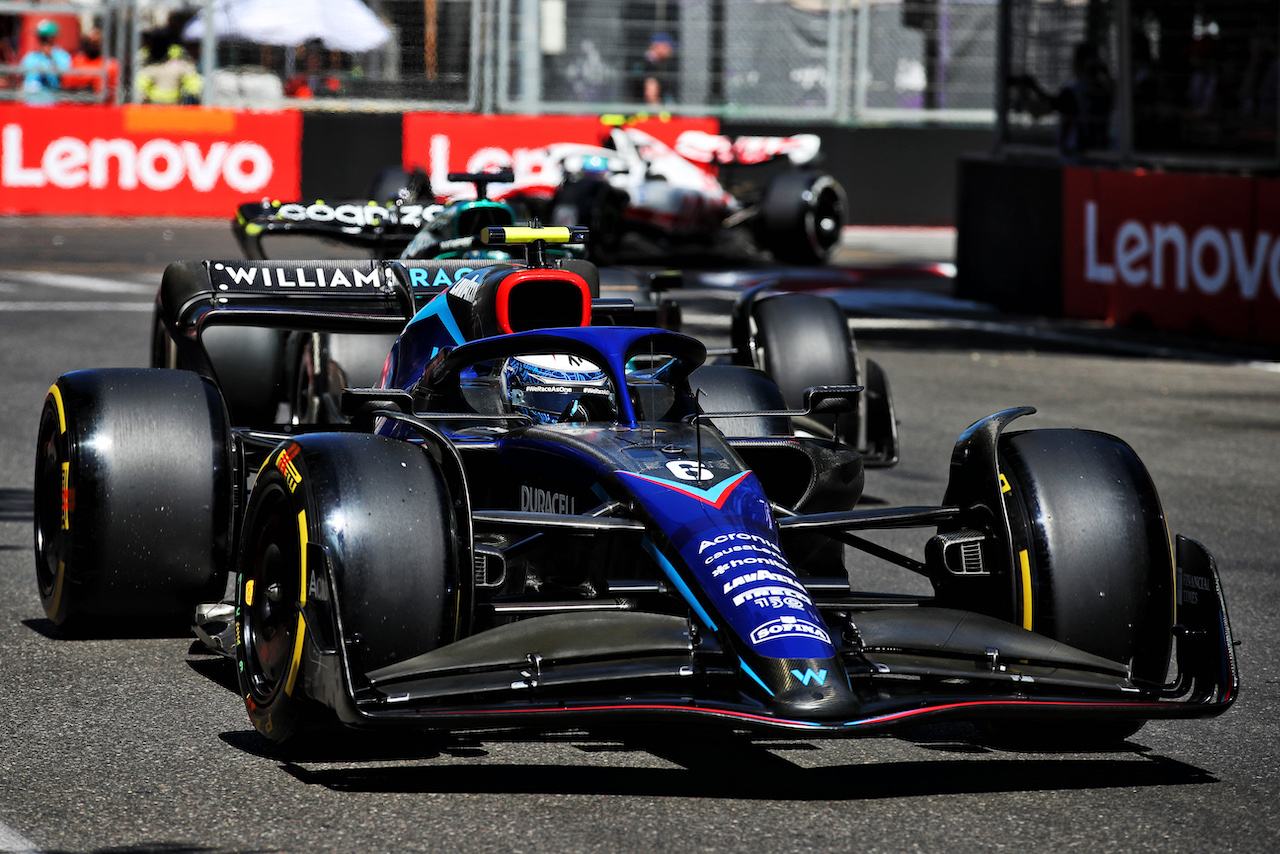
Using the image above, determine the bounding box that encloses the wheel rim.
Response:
[747,314,767,374]
[292,336,319,425]
[241,486,303,706]
[806,183,844,256]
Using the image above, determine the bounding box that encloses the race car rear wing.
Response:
[157,257,622,380]
[232,199,439,260]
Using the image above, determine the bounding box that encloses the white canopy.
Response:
[182,0,392,53]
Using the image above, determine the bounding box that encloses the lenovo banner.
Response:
[402,112,719,200]
[0,105,301,216]
[1063,167,1280,346]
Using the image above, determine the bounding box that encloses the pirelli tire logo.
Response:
[276,443,302,492]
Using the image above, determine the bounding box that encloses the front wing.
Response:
[299,535,1236,736]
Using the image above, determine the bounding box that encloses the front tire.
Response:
[741,294,861,442]
[988,429,1175,747]
[236,434,460,743]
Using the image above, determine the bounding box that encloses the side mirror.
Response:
[802,385,860,416]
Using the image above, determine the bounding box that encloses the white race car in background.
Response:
[502,127,846,266]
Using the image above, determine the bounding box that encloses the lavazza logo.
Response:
[1083,200,1280,301]
[2,124,272,193]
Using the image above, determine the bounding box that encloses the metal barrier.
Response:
[0,0,998,125]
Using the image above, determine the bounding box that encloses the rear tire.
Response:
[367,165,432,204]
[33,369,231,631]
[151,311,284,426]
[235,434,459,743]
[757,171,846,265]
[984,429,1175,748]
[551,179,625,265]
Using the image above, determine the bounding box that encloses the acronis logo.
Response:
[790,668,827,687]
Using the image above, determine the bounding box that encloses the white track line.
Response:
[0,821,40,854]
[0,271,154,295]
[0,302,152,312]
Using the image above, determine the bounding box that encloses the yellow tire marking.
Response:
[47,560,66,620]
[48,383,66,434]
[1019,548,1033,630]
[284,508,308,697]
[1164,517,1177,625]
[999,472,1011,494]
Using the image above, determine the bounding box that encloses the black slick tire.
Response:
[235,433,459,743]
[988,428,1175,748]
[33,369,232,631]
[690,364,788,437]
[757,171,846,265]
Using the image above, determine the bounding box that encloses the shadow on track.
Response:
[215,722,1217,801]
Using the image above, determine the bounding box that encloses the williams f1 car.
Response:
[37,227,1236,748]
[219,171,678,427]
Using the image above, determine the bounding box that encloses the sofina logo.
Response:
[790,668,827,686]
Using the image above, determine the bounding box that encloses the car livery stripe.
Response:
[738,659,775,697]
[618,469,751,508]
[1019,548,1033,630]
[406,293,467,347]
[392,696,1211,731]
[285,508,309,697]
[642,538,717,631]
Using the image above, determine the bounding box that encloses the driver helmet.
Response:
[500,353,613,423]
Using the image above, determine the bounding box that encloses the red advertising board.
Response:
[1063,166,1280,345]
[402,112,719,199]
[0,104,301,216]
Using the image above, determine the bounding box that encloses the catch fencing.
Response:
[1,0,997,126]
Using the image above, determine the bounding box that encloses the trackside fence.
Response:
[0,0,997,126]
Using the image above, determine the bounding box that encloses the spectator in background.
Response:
[630,32,677,106]
[138,44,202,105]
[1,18,19,91]
[65,27,119,101]
[285,40,343,99]
[1008,42,1114,158]
[19,19,71,105]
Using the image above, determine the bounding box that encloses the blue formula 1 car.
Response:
[211,170,677,428]
[35,227,1236,749]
